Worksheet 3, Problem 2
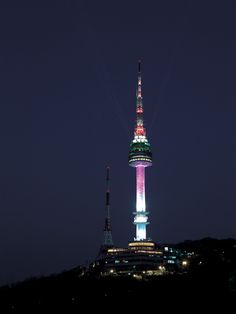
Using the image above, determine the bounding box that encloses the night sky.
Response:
[0,0,236,285]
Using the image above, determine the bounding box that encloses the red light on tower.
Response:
[137,107,143,114]
[135,125,145,136]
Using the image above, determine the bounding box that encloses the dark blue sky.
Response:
[0,0,236,285]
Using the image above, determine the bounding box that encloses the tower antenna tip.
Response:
[138,59,141,73]
[106,166,110,180]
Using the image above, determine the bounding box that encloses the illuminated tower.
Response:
[128,61,152,241]
[103,166,113,246]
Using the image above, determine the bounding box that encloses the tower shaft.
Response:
[135,165,148,240]
[136,166,146,212]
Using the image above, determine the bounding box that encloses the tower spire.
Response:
[137,59,142,100]
[138,59,141,73]
[135,59,146,137]
[103,166,113,246]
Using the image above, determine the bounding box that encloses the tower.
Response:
[103,166,113,246]
[93,63,168,278]
[128,61,152,241]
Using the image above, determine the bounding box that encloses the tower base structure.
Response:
[90,240,191,278]
[92,241,163,277]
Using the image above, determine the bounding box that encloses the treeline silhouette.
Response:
[0,238,235,313]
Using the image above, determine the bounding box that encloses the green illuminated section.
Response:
[129,140,152,165]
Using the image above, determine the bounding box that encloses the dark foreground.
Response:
[1,238,235,313]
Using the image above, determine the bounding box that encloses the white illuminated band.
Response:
[134,215,148,223]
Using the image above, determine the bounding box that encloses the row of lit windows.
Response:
[129,242,155,247]
[129,157,152,163]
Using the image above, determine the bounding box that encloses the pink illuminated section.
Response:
[135,125,146,136]
[136,166,146,212]
[136,106,143,114]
